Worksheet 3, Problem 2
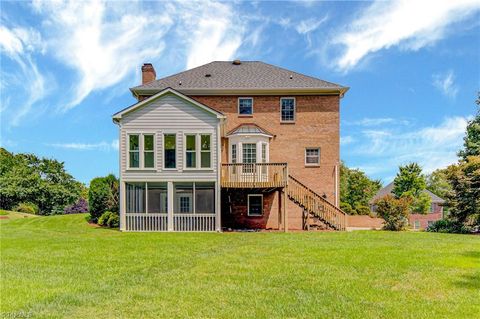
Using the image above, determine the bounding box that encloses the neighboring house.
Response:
[370,182,445,230]
[112,61,348,232]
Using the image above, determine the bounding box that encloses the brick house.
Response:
[370,182,445,229]
[112,61,348,232]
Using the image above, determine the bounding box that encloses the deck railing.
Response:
[286,175,347,230]
[221,163,288,188]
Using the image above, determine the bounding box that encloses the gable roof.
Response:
[226,123,274,137]
[112,87,225,122]
[370,182,446,204]
[131,61,349,96]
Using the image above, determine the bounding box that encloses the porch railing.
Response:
[221,163,288,188]
[125,213,168,231]
[173,214,216,231]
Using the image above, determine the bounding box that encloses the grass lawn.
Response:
[1,213,479,318]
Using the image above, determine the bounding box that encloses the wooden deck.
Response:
[220,163,288,188]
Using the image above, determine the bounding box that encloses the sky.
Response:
[1,0,479,185]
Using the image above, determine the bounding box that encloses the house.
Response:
[112,60,349,232]
[370,182,445,229]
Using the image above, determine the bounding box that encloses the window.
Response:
[248,194,263,216]
[414,220,420,229]
[427,220,434,227]
[144,135,154,168]
[429,203,434,213]
[281,97,295,122]
[243,143,256,173]
[129,135,140,168]
[185,135,196,168]
[231,144,237,164]
[164,134,176,169]
[305,148,320,166]
[200,134,211,168]
[238,98,253,115]
[147,183,167,214]
[261,143,267,174]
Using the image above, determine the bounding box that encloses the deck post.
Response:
[120,181,126,231]
[167,181,174,231]
[283,188,288,232]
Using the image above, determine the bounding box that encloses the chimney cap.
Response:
[232,59,241,65]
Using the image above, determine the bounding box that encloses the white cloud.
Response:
[48,139,119,151]
[340,135,355,145]
[335,0,480,71]
[344,117,410,127]
[183,1,244,69]
[352,116,469,176]
[433,70,459,98]
[295,17,328,34]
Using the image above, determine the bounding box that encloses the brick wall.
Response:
[192,95,340,230]
[409,203,444,229]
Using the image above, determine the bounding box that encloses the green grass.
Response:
[0,209,39,219]
[1,214,479,319]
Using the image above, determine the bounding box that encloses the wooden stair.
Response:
[285,175,347,231]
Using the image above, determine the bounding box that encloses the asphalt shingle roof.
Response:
[370,182,446,204]
[131,61,346,92]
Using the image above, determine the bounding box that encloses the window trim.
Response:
[127,133,156,170]
[280,97,296,123]
[305,147,320,166]
[163,133,177,170]
[247,194,263,217]
[183,133,213,170]
[238,97,254,116]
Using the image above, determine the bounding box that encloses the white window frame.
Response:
[127,133,156,170]
[163,133,177,170]
[183,133,213,170]
[305,147,320,166]
[238,97,253,116]
[280,97,296,123]
[247,194,263,216]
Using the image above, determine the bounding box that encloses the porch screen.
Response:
[195,182,215,214]
[174,183,193,214]
[126,183,145,213]
[147,182,167,214]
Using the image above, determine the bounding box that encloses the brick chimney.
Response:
[141,63,156,85]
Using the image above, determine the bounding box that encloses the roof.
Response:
[112,87,225,121]
[370,182,446,204]
[131,61,348,95]
[226,123,274,137]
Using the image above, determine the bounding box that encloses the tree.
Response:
[392,163,431,214]
[0,148,83,214]
[374,195,411,231]
[426,168,452,199]
[444,156,480,227]
[458,92,480,160]
[340,162,382,215]
[88,174,119,223]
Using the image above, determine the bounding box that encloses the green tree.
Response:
[392,163,431,214]
[88,174,119,223]
[458,93,480,160]
[0,148,82,214]
[340,162,382,215]
[374,195,412,231]
[426,168,452,199]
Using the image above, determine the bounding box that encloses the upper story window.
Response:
[305,148,320,166]
[281,97,295,122]
[238,97,253,115]
[164,134,176,169]
[184,134,212,169]
[128,133,155,169]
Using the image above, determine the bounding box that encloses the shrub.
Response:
[340,202,354,215]
[426,219,471,234]
[13,202,39,215]
[64,198,89,214]
[374,195,411,231]
[98,211,119,228]
[88,174,118,223]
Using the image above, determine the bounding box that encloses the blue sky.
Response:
[1,0,479,185]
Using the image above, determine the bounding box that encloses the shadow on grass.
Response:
[452,251,480,290]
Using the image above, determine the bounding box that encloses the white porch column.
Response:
[167,181,174,231]
[120,181,126,231]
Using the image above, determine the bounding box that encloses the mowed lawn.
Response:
[1,213,479,319]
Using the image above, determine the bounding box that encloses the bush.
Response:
[426,219,471,234]
[340,202,355,215]
[88,174,118,223]
[13,202,39,215]
[98,211,119,228]
[374,195,411,231]
[64,198,89,214]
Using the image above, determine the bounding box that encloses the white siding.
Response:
[118,93,219,181]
